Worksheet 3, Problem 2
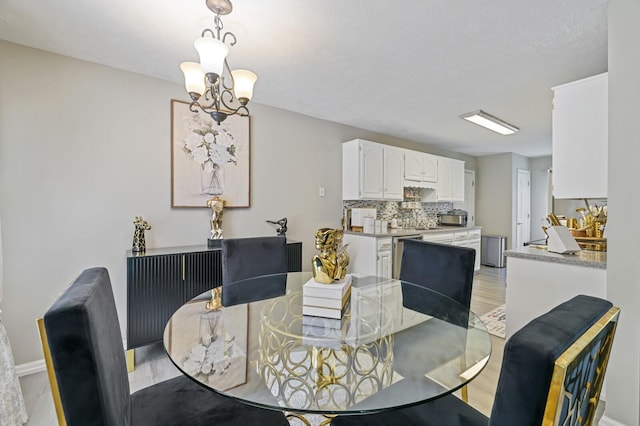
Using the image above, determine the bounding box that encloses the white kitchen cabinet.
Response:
[342,139,403,200]
[450,159,465,202]
[552,73,608,199]
[343,234,393,279]
[437,157,452,201]
[422,228,481,271]
[436,157,465,202]
[383,147,404,200]
[404,151,438,183]
[376,238,393,279]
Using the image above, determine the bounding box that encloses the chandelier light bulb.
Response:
[231,69,257,103]
[180,62,206,98]
[194,37,229,77]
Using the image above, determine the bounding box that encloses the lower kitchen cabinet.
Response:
[126,241,302,349]
[343,234,393,279]
[422,228,481,271]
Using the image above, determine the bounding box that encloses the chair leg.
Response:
[37,318,67,426]
[126,349,135,372]
[461,384,469,403]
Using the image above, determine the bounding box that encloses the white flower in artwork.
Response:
[185,132,202,151]
[203,132,215,144]
[210,143,235,165]
[182,115,237,170]
[216,128,234,148]
[190,146,209,165]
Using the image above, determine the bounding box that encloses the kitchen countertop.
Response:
[344,226,482,238]
[505,246,606,269]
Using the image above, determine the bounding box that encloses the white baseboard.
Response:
[16,358,46,377]
[16,339,130,378]
[599,415,628,426]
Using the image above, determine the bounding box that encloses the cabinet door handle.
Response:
[182,255,186,281]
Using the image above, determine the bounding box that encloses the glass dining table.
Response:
[163,272,491,424]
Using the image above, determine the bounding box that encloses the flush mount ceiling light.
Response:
[460,110,519,135]
[180,0,257,124]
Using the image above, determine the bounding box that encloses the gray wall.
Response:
[476,153,532,250]
[606,0,640,424]
[0,40,475,364]
[476,154,512,246]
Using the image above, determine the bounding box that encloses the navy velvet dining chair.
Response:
[40,267,289,426]
[399,239,476,316]
[332,294,620,426]
[221,236,288,306]
[395,239,476,401]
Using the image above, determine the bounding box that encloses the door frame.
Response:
[516,169,531,248]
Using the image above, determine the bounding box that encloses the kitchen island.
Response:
[505,246,607,338]
[343,226,482,279]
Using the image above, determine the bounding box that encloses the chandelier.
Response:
[180,0,257,124]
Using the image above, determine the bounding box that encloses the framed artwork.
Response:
[171,99,250,208]
[166,300,248,391]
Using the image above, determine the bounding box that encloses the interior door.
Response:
[516,169,531,247]
[453,170,475,226]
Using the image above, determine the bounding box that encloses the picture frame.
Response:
[171,99,250,208]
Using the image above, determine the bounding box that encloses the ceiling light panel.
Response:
[460,110,519,135]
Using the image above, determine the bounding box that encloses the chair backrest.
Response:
[400,239,475,315]
[43,267,131,425]
[221,236,288,306]
[489,295,619,426]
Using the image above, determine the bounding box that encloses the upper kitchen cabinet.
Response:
[552,73,608,199]
[404,151,438,184]
[437,157,465,202]
[342,139,404,200]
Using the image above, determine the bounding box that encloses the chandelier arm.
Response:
[221,58,235,91]
[188,102,201,114]
[201,28,216,38]
[222,31,237,47]
[197,86,221,113]
[219,88,237,111]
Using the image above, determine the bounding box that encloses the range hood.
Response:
[403,180,437,189]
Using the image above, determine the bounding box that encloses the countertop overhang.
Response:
[505,246,606,269]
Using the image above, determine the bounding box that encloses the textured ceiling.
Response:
[0,0,609,157]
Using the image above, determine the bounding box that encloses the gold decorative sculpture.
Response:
[311,228,349,284]
[207,196,226,240]
[132,216,151,253]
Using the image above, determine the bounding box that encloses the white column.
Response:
[605,1,640,424]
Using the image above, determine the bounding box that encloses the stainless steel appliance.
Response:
[392,234,423,279]
[438,209,468,227]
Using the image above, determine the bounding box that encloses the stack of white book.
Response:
[302,275,352,320]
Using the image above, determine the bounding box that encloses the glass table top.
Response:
[163,272,491,415]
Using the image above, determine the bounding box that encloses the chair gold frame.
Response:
[542,306,620,426]
[37,317,67,426]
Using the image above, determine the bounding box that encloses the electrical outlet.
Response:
[319,187,326,197]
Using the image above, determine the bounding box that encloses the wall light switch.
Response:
[319,187,326,197]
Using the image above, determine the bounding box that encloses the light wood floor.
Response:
[19,267,507,425]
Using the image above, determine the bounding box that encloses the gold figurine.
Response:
[132,216,151,253]
[207,196,226,240]
[312,228,349,284]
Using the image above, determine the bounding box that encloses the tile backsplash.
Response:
[343,200,452,228]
